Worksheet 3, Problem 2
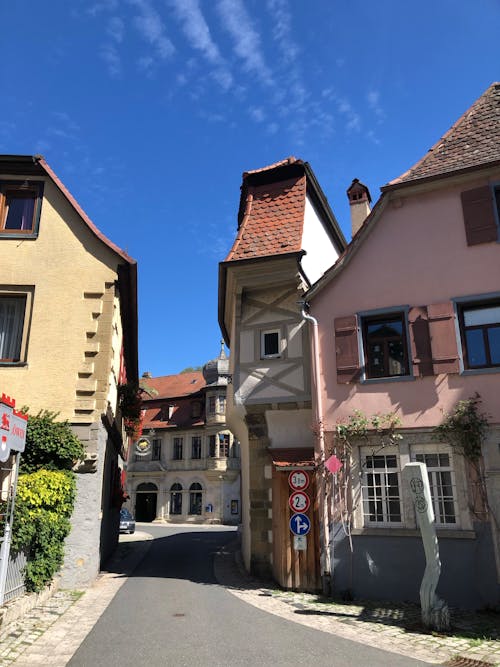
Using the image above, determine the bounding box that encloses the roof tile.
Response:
[390,82,500,185]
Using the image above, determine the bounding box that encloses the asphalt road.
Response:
[68,525,433,667]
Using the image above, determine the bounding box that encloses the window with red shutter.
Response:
[427,303,460,374]
[408,306,433,377]
[461,186,498,246]
[334,315,360,384]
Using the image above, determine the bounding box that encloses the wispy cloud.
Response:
[266,0,299,65]
[169,0,233,90]
[107,16,125,42]
[129,0,175,60]
[367,89,385,121]
[249,107,265,123]
[216,0,273,86]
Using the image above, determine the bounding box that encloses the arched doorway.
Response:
[135,482,158,522]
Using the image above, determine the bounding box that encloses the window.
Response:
[219,433,230,457]
[459,301,500,369]
[173,437,183,460]
[0,181,43,235]
[362,313,409,379]
[411,450,457,525]
[0,296,26,362]
[209,435,216,457]
[261,329,280,358]
[218,395,226,414]
[361,452,402,525]
[191,401,202,419]
[208,396,216,414]
[152,439,161,461]
[191,435,201,459]
[170,483,182,515]
[189,482,202,515]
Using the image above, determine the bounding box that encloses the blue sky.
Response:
[2,1,499,377]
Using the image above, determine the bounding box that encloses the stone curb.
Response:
[0,577,61,635]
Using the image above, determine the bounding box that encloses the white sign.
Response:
[288,470,310,491]
[294,535,307,551]
[288,490,310,513]
[0,395,27,462]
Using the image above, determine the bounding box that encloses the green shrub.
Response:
[19,410,85,474]
[11,470,76,592]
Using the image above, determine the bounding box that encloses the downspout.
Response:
[299,301,331,593]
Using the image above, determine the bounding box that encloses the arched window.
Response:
[189,482,202,515]
[170,483,182,515]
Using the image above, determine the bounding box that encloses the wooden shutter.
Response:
[408,306,433,376]
[334,315,360,383]
[461,186,498,246]
[427,303,460,374]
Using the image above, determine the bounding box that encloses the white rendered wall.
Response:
[301,195,340,285]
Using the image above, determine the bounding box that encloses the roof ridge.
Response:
[243,156,300,177]
[388,82,500,186]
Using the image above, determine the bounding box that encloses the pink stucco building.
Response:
[306,83,500,608]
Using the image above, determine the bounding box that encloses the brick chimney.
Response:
[347,178,371,237]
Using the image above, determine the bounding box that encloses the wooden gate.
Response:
[271,466,321,591]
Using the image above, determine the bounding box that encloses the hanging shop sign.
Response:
[0,394,28,462]
[135,437,151,456]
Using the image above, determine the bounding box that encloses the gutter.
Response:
[299,301,331,591]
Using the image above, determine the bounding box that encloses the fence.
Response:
[3,546,26,604]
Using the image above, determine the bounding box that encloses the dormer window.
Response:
[191,401,202,418]
[0,181,43,236]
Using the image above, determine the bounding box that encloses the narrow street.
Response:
[67,525,432,667]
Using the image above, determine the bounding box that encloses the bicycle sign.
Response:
[288,490,310,513]
[288,470,310,491]
[290,513,311,536]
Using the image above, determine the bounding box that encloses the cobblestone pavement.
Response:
[0,529,498,666]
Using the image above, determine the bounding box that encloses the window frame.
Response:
[151,438,162,461]
[360,447,404,527]
[260,328,281,359]
[456,296,500,371]
[0,287,34,365]
[172,436,183,460]
[359,307,412,382]
[410,444,458,527]
[189,482,203,515]
[0,181,44,238]
[191,435,202,459]
[170,483,183,515]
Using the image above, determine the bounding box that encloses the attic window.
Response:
[0,181,44,237]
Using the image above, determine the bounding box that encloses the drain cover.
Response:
[172,613,185,618]
[443,658,495,667]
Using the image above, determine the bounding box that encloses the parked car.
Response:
[119,508,135,534]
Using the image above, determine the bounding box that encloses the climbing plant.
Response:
[434,393,496,525]
[433,392,488,461]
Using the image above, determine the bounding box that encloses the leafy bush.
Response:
[11,470,76,592]
[19,410,85,474]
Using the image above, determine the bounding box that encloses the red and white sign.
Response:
[0,394,27,462]
[288,470,310,491]
[288,490,310,513]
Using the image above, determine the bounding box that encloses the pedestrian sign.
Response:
[290,513,311,536]
[288,490,310,513]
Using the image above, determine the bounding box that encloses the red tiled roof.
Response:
[143,399,204,430]
[269,447,316,469]
[389,82,500,186]
[141,371,205,400]
[225,159,307,261]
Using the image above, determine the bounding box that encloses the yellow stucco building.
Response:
[0,154,138,586]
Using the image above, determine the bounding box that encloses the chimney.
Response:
[347,178,372,237]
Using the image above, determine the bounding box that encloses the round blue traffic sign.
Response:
[289,513,311,536]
